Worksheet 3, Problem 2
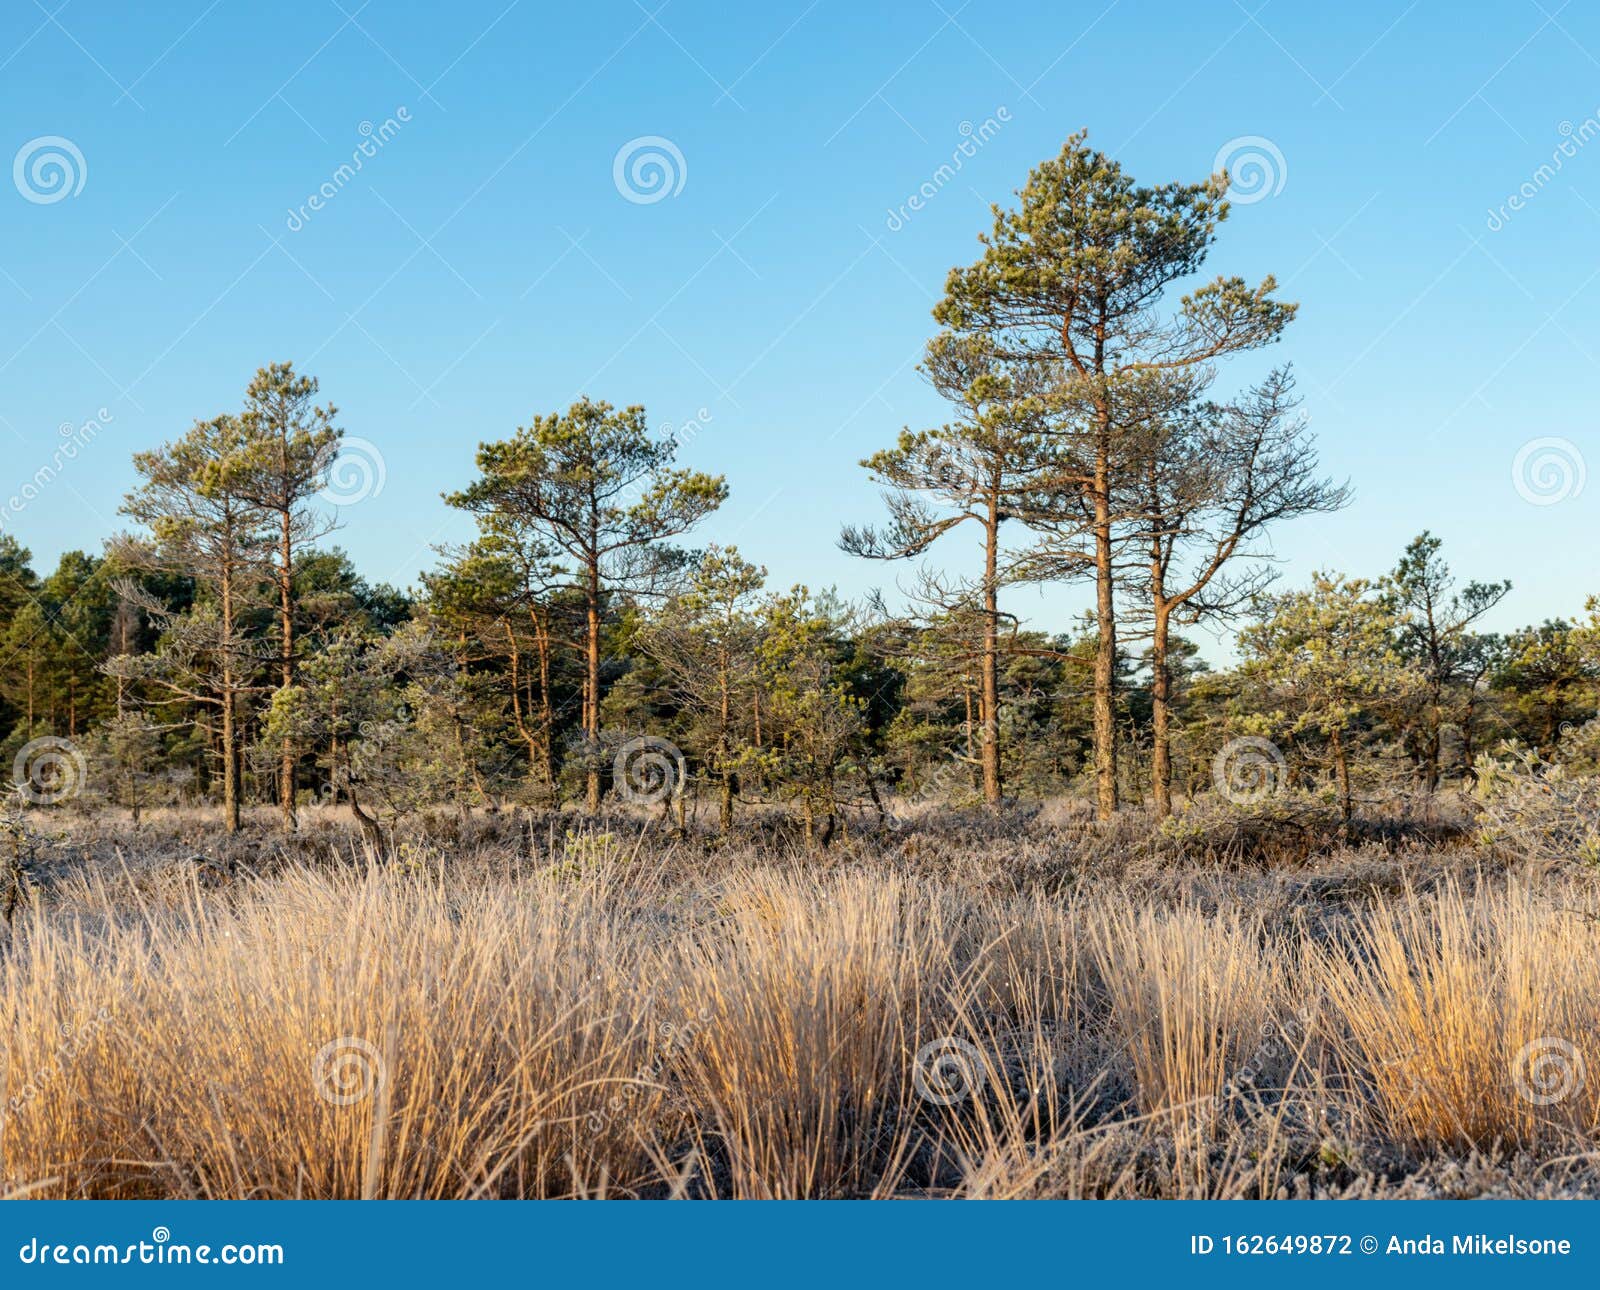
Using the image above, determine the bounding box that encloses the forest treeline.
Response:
[4,135,1597,838]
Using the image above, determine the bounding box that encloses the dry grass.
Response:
[1,804,1598,1199]
[1319,883,1600,1150]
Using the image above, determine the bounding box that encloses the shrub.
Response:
[1473,744,1600,867]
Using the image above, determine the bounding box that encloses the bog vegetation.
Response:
[1,135,1597,1200]
[3,814,1600,1199]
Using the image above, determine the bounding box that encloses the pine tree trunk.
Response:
[964,687,978,793]
[585,566,602,812]
[221,560,241,834]
[1092,443,1119,821]
[347,784,386,857]
[1151,606,1173,819]
[1462,693,1480,780]
[1423,677,1442,793]
[221,690,240,833]
[980,493,1003,808]
[534,612,556,795]
[278,509,297,830]
[718,678,734,833]
[1332,726,1353,826]
[506,624,544,791]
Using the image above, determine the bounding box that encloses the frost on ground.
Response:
[1,799,1597,1200]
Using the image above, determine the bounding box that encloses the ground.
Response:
[1,799,1595,1199]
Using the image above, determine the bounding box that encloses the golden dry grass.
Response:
[2,820,1598,1199]
[1319,883,1600,1150]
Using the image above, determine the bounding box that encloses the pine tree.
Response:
[639,545,765,831]
[1121,367,1347,816]
[112,414,275,832]
[1385,532,1510,789]
[842,332,1060,807]
[1240,573,1416,824]
[936,132,1296,818]
[446,398,726,811]
[234,362,341,829]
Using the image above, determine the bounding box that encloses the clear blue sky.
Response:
[1,0,1596,650]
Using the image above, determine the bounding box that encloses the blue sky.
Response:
[1,0,1596,650]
